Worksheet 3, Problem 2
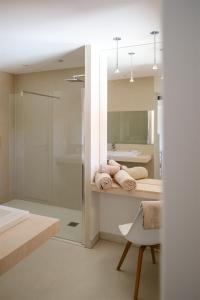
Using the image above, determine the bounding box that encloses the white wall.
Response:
[0,72,14,203]
[162,0,200,299]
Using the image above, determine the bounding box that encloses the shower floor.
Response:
[5,199,82,243]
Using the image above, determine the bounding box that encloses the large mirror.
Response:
[106,42,163,179]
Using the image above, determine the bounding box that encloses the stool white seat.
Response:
[116,205,160,300]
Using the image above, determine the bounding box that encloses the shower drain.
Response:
[67,222,79,227]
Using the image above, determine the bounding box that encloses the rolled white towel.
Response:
[114,170,136,191]
[95,172,113,190]
[108,160,121,167]
[99,164,120,176]
[125,167,148,180]
[121,165,128,170]
[108,160,128,170]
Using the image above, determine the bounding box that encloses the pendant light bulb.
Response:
[152,64,158,70]
[113,37,121,74]
[128,52,135,83]
[150,31,159,71]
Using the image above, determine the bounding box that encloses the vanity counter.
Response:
[107,151,152,164]
[91,178,162,200]
[0,214,59,275]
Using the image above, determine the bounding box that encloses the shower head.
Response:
[64,74,85,83]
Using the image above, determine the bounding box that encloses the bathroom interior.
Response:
[1,0,198,299]
[1,41,163,243]
[0,39,162,299]
[0,0,163,297]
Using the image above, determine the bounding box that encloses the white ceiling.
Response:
[0,0,161,74]
[107,42,163,80]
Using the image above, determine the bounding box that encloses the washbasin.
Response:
[108,150,141,157]
[0,205,30,234]
[107,150,152,164]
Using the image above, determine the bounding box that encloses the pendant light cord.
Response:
[116,39,119,70]
[154,33,156,66]
[113,37,121,73]
[150,30,159,69]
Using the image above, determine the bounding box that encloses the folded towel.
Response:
[124,166,148,180]
[108,160,122,168]
[99,164,120,176]
[141,201,161,229]
[95,172,113,190]
[114,170,136,191]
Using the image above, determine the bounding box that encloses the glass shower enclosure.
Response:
[8,63,85,243]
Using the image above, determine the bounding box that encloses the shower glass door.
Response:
[10,84,84,243]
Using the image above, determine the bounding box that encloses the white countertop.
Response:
[91,178,162,200]
[107,150,152,163]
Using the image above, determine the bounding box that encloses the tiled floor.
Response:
[5,199,82,242]
[0,239,160,300]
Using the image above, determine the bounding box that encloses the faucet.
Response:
[111,143,116,151]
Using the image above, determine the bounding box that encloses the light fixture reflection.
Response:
[150,31,159,70]
[113,37,121,74]
[128,52,135,83]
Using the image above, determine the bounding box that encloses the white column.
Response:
[99,52,108,165]
[84,45,101,247]
[162,1,200,299]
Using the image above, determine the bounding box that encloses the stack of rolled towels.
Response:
[95,172,113,190]
[94,160,148,191]
[114,169,136,191]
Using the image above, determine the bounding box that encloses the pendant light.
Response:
[113,37,121,73]
[150,31,159,70]
[128,52,135,83]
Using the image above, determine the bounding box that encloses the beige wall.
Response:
[0,72,14,203]
[108,76,154,111]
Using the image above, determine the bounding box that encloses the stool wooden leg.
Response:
[150,246,156,264]
[116,241,132,271]
[134,246,146,300]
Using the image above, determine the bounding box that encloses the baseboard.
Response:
[100,231,126,244]
[86,232,100,249]
[51,237,84,247]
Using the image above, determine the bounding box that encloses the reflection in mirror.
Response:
[108,111,153,145]
[106,42,163,179]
